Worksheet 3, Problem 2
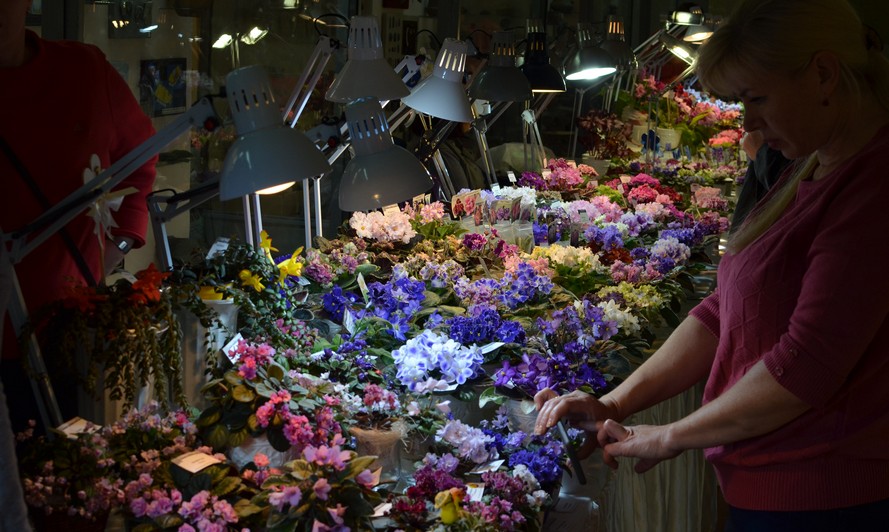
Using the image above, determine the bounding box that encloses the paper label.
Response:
[206,237,230,260]
[57,417,101,439]
[590,180,598,188]
[412,193,427,206]
[223,333,244,363]
[578,209,590,224]
[506,171,517,184]
[172,451,223,474]
[356,272,369,302]
[481,342,505,354]
[619,175,632,184]
[372,502,392,518]
[297,276,311,286]
[490,183,501,195]
[469,459,504,474]
[382,204,401,217]
[466,482,486,502]
[617,184,625,194]
[343,309,356,335]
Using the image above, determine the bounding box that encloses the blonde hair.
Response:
[695,0,889,253]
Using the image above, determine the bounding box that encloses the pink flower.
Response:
[356,469,376,489]
[130,497,148,518]
[312,478,332,500]
[253,453,270,468]
[269,485,302,511]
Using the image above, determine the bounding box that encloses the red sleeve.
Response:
[689,287,720,339]
[103,56,157,248]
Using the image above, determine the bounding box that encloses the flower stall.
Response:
[16,134,737,531]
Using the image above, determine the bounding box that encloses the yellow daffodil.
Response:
[276,247,304,284]
[198,285,225,300]
[259,230,278,261]
[239,269,265,292]
[434,487,465,525]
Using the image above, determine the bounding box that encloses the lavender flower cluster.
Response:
[454,262,554,312]
[391,329,484,392]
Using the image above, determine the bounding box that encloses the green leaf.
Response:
[211,476,241,497]
[204,423,230,451]
[233,499,265,518]
[288,459,313,480]
[479,386,507,409]
[660,307,681,328]
[224,371,244,386]
[343,455,378,479]
[195,405,222,428]
[232,384,256,403]
[228,428,249,448]
[267,362,286,382]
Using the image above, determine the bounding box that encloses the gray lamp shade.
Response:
[326,16,410,103]
[220,65,331,201]
[520,31,566,93]
[339,98,432,212]
[468,31,532,102]
[402,38,473,123]
[659,32,697,65]
[565,25,617,81]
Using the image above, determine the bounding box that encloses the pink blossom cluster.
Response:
[227,339,276,380]
[693,187,730,211]
[254,389,343,453]
[403,201,447,224]
[362,383,400,412]
[176,490,239,531]
[610,260,663,285]
[708,128,743,147]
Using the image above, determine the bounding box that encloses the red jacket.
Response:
[1,31,156,358]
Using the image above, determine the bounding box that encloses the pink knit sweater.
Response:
[690,125,889,511]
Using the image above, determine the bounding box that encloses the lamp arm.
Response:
[283,36,337,127]
[148,178,221,271]
[9,98,219,265]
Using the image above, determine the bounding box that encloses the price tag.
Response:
[619,175,632,184]
[297,276,311,286]
[57,417,101,439]
[542,169,553,180]
[382,204,401,217]
[490,183,501,195]
[206,237,230,259]
[590,180,598,188]
[223,333,244,363]
[356,272,369,303]
[480,342,505,354]
[172,451,223,474]
[343,308,356,335]
[506,171,517,184]
[412,193,426,206]
[578,209,590,224]
[466,482,486,502]
[617,184,626,194]
[372,502,392,518]
[469,459,504,474]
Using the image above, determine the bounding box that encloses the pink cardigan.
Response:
[690,125,889,511]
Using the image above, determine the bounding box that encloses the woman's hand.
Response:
[533,389,619,459]
[598,419,681,472]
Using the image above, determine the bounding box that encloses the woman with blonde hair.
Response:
[534,0,889,529]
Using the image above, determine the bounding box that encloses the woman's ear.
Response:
[811,50,841,101]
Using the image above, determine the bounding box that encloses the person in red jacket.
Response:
[534,0,889,530]
[0,0,157,429]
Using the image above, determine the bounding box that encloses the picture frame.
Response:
[139,58,188,117]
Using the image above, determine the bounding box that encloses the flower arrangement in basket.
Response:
[29,263,185,410]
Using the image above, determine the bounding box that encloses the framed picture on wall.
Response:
[139,58,187,117]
